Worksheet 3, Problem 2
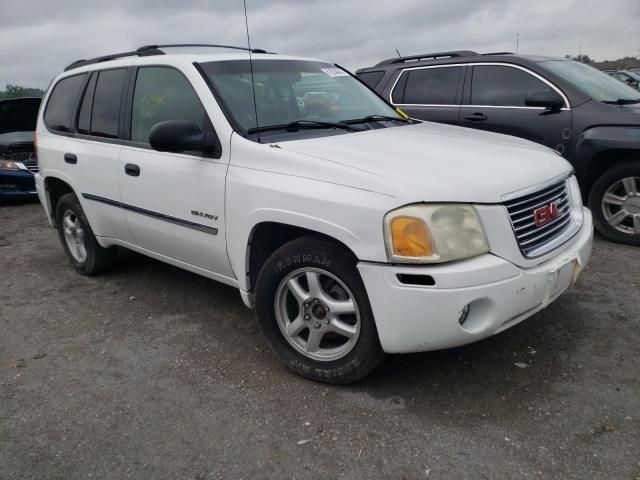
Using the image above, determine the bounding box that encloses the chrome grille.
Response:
[505,179,572,257]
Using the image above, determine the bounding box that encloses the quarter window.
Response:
[395,67,462,105]
[91,68,126,138]
[357,71,385,89]
[44,74,86,132]
[471,65,555,107]
[130,67,207,144]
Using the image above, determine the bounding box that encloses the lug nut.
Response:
[304,314,311,320]
[314,322,321,329]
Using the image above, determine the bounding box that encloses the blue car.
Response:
[0,98,41,198]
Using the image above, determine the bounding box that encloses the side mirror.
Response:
[525,90,564,111]
[149,120,217,154]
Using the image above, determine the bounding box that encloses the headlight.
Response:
[0,160,21,170]
[383,204,489,263]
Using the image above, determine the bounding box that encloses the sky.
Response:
[0,0,638,89]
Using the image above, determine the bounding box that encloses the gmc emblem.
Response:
[534,202,559,227]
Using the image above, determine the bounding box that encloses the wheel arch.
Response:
[574,126,640,196]
[245,221,360,298]
[43,175,77,227]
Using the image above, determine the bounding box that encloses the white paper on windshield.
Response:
[321,68,349,77]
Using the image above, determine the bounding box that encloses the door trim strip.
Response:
[81,193,219,235]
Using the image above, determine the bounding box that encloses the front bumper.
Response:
[358,208,593,354]
[0,169,36,197]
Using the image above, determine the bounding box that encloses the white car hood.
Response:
[277,122,572,204]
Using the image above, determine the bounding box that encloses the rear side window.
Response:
[44,74,85,132]
[130,67,207,144]
[357,71,385,89]
[471,65,552,107]
[396,67,462,105]
[91,69,126,138]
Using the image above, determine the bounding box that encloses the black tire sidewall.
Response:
[588,161,640,246]
[255,236,384,384]
[55,193,105,274]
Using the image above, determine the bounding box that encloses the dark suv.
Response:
[357,51,640,246]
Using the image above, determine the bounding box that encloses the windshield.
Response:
[199,59,401,136]
[540,60,640,103]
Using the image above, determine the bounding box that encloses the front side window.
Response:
[198,59,401,136]
[398,66,463,105]
[470,65,554,107]
[44,74,86,132]
[91,69,126,138]
[131,67,208,144]
[540,60,640,104]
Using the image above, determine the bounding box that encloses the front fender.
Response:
[225,166,396,292]
[574,126,640,184]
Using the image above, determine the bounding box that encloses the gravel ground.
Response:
[1,199,639,480]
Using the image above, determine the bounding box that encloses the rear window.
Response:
[357,71,385,89]
[90,69,126,138]
[395,66,462,105]
[44,74,86,132]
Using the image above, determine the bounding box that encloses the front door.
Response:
[118,65,233,277]
[459,64,573,156]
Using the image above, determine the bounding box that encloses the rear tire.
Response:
[588,161,640,246]
[55,193,117,275]
[255,235,385,384]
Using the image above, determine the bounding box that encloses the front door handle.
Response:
[124,163,140,177]
[464,113,488,122]
[64,153,77,164]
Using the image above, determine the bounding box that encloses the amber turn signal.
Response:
[390,216,433,257]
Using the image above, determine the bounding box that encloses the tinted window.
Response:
[77,73,97,134]
[131,67,207,144]
[44,74,85,132]
[357,71,385,89]
[399,67,462,104]
[91,69,126,138]
[471,65,552,107]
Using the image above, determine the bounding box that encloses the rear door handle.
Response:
[64,153,77,164]
[464,113,488,122]
[124,163,140,177]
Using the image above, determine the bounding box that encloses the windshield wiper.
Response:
[248,120,359,134]
[343,114,411,125]
[602,98,640,105]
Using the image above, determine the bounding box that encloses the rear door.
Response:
[42,69,131,241]
[118,65,233,277]
[389,65,464,124]
[460,63,573,155]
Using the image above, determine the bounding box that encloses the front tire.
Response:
[589,161,640,246]
[255,236,385,384]
[55,193,117,275]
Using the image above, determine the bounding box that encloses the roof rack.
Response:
[482,51,514,56]
[64,43,270,71]
[375,50,479,66]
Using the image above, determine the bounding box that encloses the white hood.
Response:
[278,122,572,204]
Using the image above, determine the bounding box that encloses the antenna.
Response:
[243,0,261,142]
[395,48,402,58]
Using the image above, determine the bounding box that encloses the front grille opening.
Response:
[504,179,573,257]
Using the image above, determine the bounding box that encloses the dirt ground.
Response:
[1,199,639,480]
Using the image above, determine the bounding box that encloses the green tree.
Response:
[0,84,45,100]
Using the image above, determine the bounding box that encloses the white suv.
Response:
[34,44,593,383]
